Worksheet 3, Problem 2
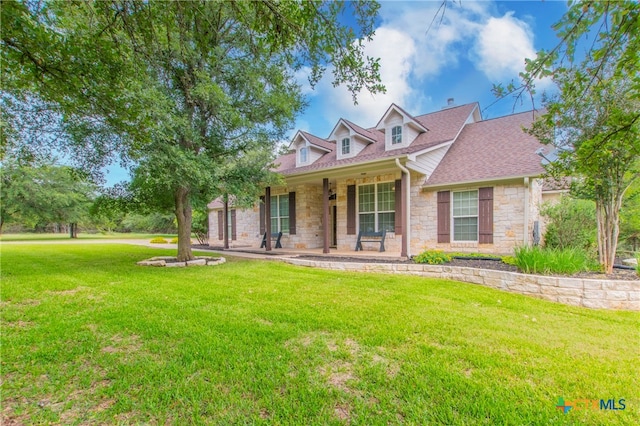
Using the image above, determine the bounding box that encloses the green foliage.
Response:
[493,1,640,273]
[0,159,95,232]
[149,237,168,244]
[619,179,640,252]
[413,250,451,265]
[513,246,599,275]
[501,256,517,266]
[120,213,176,234]
[541,197,596,252]
[191,209,208,245]
[2,0,385,261]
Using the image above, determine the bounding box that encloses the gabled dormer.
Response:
[289,131,333,168]
[327,119,377,160]
[375,104,428,151]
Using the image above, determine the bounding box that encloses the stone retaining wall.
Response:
[282,258,640,311]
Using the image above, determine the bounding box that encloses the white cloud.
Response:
[379,1,490,78]
[472,12,536,81]
[315,26,417,128]
[305,1,549,132]
[294,66,315,96]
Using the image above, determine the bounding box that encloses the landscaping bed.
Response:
[296,255,639,281]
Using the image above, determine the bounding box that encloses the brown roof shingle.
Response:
[425,110,546,186]
[275,102,478,175]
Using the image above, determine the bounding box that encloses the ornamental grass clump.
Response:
[513,246,598,275]
[413,250,451,265]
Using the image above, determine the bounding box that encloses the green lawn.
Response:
[1,244,638,425]
[0,232,178,242]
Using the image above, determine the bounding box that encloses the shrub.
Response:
[541,197,596,252]
[513,246,599,275]
[120,213,177,233]
[170,237,179,244]
[149,237,169,244]
[501,256,517,266]
[414,250,451,265]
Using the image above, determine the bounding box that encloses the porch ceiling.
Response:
[282,158,405,185]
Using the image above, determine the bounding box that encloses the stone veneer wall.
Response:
[208,205,261,247]
[283,258,640,311]
[417,182,534,255]
[208,183,327,250]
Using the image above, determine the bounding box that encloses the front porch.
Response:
[211,245,409,262]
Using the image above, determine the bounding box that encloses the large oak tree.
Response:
[2,0,384,260]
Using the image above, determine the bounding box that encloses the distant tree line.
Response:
[1,159,180,236]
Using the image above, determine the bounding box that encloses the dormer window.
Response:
[300,147,308,163]
[341,138,351,155]
[391,126,402,144]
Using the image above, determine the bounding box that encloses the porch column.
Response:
[323,178,330,253]
[265,186,272,251]
[401,172,408,258]
[223,195,229,249]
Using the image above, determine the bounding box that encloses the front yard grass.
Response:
[0,232,178,242]
[1,244,638,425]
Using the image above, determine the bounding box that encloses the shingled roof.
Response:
[274,103,478,175]
[425,110,546,186]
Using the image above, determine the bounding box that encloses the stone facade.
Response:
[283,258,640,311]
[416,180,540,255]
[209,174,545,255]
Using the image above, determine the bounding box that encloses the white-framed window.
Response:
[270,194,289,233]
[299,147,308,163]
[452,190,478,241]
[358,182,395,232]
[341,137,351,155]
[391,125,402,145]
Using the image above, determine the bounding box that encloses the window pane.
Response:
[300,147,307,163]
[270,218,278,232]
[280,218,289,234]
[359,213,375,233]
[270,196,278,217]
[279,196,289,219]
[454,217,478,241]
[377,182,395,212]
[392,126,402,144]
[453,190,478,216]
[378,212,395,232]
[359,184,375,213]
[342,138,350,155]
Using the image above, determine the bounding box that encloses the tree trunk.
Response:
[596,195,623,274]
[174,186,194,262]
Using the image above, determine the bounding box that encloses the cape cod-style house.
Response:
[208,101,557,256]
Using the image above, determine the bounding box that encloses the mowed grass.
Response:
[0,232,178,242]
[1,244,638,425]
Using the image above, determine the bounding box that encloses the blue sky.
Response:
[104,0,568,185]
[293,0,568,136]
